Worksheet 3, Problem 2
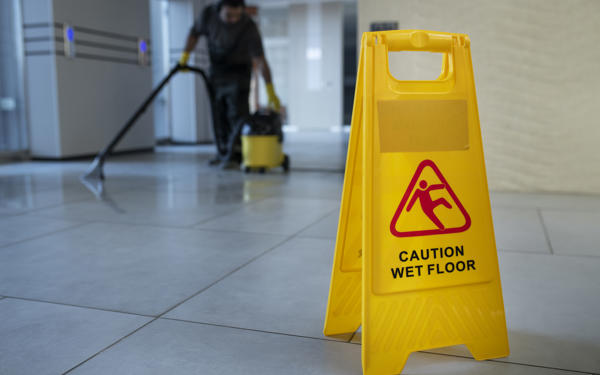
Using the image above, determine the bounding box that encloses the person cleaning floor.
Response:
[179,0,281,169]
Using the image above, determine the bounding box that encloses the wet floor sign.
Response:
[324,30,509,374]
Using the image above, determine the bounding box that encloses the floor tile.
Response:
[298,210,340,239]
[196,197,339,235]
[0,173,166,215]
[0,298,150,375]
[260,173,344,200]
[541,210,600,256]
[166,237,340,340]
[0,185,92,215]
[135,172,267,199]
[0,161,86,176]
[34,189,247,227]
[402,351,586,375]
[0,222,286,315]
[67,319,580,375]
[131,172,312,203]
[429,252,600,374]
[156,171,344,200]
[491,191,600,211]
[97,147,228,179]
[0,214,85,248]
[0,173,73,192]
[492,207,550,253]
[68,319,361,375]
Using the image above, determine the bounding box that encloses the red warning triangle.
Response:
[390,159,471,237]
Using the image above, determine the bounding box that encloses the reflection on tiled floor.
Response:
[1,143,599,375]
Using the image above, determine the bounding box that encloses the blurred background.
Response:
[2,0,598,193]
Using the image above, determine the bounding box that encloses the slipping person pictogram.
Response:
[390,159,471,237]
[406,180,452,230]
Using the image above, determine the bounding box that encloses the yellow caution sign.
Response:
[324,30,509,374]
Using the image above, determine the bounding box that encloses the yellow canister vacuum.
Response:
[241,109,289,173]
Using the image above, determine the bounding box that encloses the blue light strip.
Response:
[66,26,74,42]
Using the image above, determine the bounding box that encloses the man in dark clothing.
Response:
[179,0,280,168]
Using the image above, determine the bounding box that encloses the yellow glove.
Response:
[266,83,280,112]
[179,51,190,68]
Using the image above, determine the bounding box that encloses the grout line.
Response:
[60,214,278,235]
[296,233,337,240]
[289,209,339,237]
[347,331,357,343]
[160,317,349,344]
[0,181,80,195]
[489,190,600,198]
[84,218,293,239]
[89,220,198,231]
[289,168,345,174]
[498,248,600,260]
[154,240,297,316]
[498,249,600,259]
[193,227,292,237]
[531,206,600,214]
[4,177,154,217]
[347,340,596,375]
[83,219,251,232]
[492,202,600,215]
[295,206,340,238]
[536,208,555,255]
[193,206,340,238]
[193,204,338,236]
[0,222,91,250]
[418,350,597,375]
[62,215,328,374]
[2,296,154,318]
[5,176,194,219]
[3,195,95,218]
[156,209,336,317]
[0,210,43,219]
[61,318,157,375]
[190,197,269,227]
[498,248,550,256]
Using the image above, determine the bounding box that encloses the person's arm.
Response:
[249,20,280,112]
[179,30,199,66]
[180,6,209,67]
[253,55,280,111]
[253,55,272,84]
[427,184,446,192]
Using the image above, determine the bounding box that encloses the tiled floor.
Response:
[1,139,599,375]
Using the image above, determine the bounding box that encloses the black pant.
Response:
[211,75,250,163]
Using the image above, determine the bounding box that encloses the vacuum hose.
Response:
[81,64,213,180]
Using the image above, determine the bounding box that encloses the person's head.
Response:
[419,180,428,189]
[219,0,245,24]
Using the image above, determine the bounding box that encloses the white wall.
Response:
[255,6,290,114]
[288,2,343,130]
[24,0,155,158]
[168,0,213,144]
[22,0,61,156]
[358,0,600,194]
[150,0,171,141]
